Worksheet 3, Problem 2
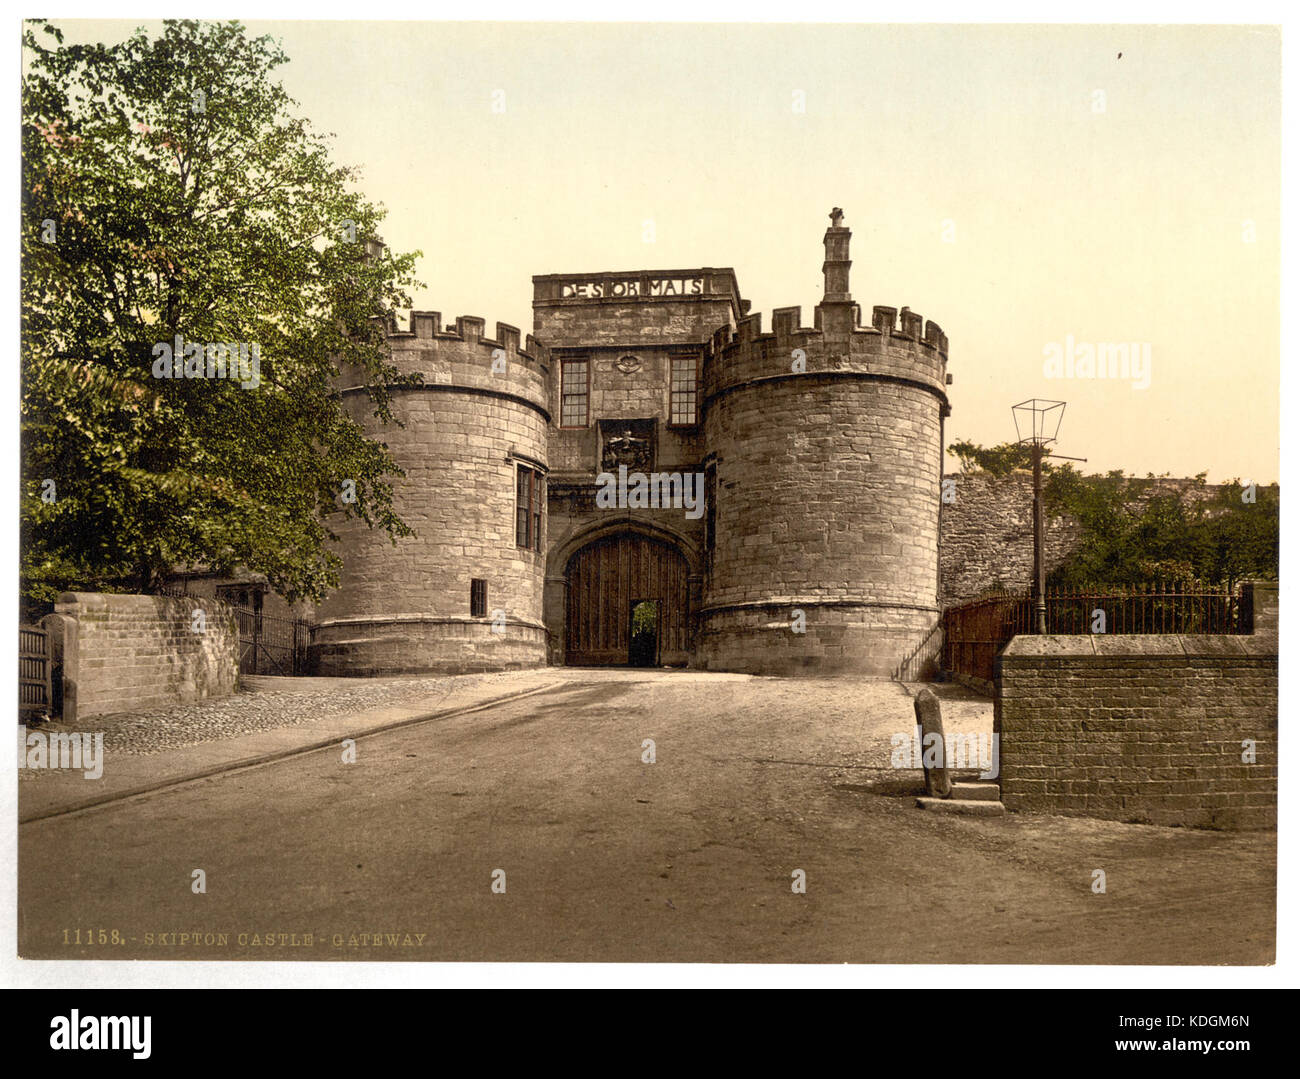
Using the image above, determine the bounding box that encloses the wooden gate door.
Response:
[565,533,689,665]
[19,624,51,717]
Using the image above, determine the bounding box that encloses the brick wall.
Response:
[52,592,239,724]
[997,605,1278,829]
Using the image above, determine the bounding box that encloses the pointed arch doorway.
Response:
[564,532,690,666]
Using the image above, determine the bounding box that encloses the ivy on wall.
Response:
[947,441,1278,592]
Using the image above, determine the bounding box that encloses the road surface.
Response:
[19,671,1275,963]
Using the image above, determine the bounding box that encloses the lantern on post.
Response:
[1012,399,1066,635]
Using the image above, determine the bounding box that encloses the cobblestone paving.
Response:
[18,671,536,766]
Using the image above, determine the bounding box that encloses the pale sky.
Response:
[45,21,1281,482]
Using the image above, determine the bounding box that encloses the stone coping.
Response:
[57,591,231,609]
[1002,633,1277,659]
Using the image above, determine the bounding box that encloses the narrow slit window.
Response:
[470,579,487,618]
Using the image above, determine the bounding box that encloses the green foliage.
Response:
[1191,480,1281,590]
[631,601,658,637]
[946,438,1034,477]
[1044,468,1278,590]
[22,19,423,604]
[949,442,1278,590]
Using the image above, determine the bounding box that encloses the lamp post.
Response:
[1010,399,1082,635]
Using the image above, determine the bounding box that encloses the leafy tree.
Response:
[946,438,1035,477]
[1191,480,1280,591]
[22,19,422,605]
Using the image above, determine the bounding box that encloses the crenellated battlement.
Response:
[321,316,550,672]
[867,305,949,355]
[379,310,549,369]
[702,297,950,408]
[341,309,551,417]
[704,302,948,359]
[322,206,956,678]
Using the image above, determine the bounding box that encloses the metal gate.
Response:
[942,583,1243,686]
[161,585,312,676]
[233,606,312,676]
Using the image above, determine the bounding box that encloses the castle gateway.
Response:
[311,211,951,677]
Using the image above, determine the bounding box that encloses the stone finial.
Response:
[821,208,853,311]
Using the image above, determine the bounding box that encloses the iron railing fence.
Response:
[892,618,945,682]
[942,582,1243,685]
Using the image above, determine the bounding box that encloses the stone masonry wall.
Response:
[939,472,1082,606]
[313,316,550,675]
[535,273,727,665]
[547,345,705,476]
[694,222,951,676]
[699,297,949,676]
[939,473,1241,607]
[997,592,1278,829]
[696,602,938,677]
[531,270,741,349]
[52,592,239,724]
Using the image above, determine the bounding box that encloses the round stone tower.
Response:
[312,312,551,675]
[698,210,951,676]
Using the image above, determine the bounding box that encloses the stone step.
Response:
[949,781,1002,802]
[916,796,1006,816]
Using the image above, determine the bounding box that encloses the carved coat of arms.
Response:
[602,429,652,472]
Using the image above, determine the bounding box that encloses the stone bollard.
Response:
[913,686,951,798]
[40,612,77,724]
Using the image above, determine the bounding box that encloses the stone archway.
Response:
[563,531,691,666]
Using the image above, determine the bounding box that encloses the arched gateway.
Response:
[306,209,946,677]
[564,532,690,666]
